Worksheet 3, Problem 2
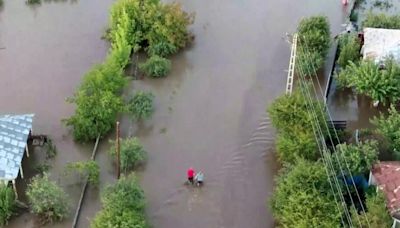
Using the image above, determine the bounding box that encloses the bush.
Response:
[91,174,148,228]
[371,105,400,159]
[109,137,147,172]
[351,190,392,227]
[333,140,379,175]
[65,160,100,186]
[0,185,15,226]
[336,59,400,105]
[270,160,342,227]
[363,12,400,29]
[139,55,171,77]
[128,91,154,120]
[338,34,361,68]
[26,174,69,224]
[276,128,319,164]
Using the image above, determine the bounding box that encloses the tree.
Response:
[270,160,342,227]
[0,185,15,226]
[336,59,400,105]
[91,174,148,228]
[333,140,379,175]
[139,55,171,77]
[65,160,100,186]
[351,190,393,227]
[371,105,400,159]
[267,90,326,134]
[276,128,319,164]
[127,91,154,120]
[109,137,147,172]
[338,33,361,68]
[363,12,400,29]
[26,174,69,224]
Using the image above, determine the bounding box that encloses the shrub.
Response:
[351,190,392,227]
[363,12,400,29]
[65,160,100,186]
[270,160,342,227]
[26,174,69,224]
[338,34,361,68]
[371,105,400,159]
[0,185,15,226]
[332,140,379,175]
[336,59,400,105]
[276,128,319,164]
[127,91,154,120]
[296,49,324,76]
[109,137,147,172]
[91,174,147,228]
[139,55,171,77]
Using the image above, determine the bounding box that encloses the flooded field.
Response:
[1,0,345,227]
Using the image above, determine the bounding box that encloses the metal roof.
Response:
[0,114,34,181]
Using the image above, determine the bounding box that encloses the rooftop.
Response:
[0,114,34,181]
[362,27,400,64]
[372,161,400,216]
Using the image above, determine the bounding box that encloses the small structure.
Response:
[362,28,400,64]
[0,114,34,197]
[370,161,400,227]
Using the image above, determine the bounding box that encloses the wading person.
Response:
[195,171,204,187]
[187,167,195,185]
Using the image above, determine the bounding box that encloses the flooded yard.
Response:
[1,0,345,227]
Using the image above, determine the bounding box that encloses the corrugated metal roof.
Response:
[0,114,34,181]
[362,28,400,64]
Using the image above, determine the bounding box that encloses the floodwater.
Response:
[0,0,346,227]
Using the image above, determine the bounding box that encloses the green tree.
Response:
[333,140,379,175]
[336,59,400,105]
[351,190,392,227]
[109,137,147,172]
[270,160,342,227]
[65,160,100,186]
[139,55,171,77]
[127,91,154,120]
[276,128,319,164]
[338,34,361,68]
[363,12,400,29]
[371,105,400,159]
[0,185,15,226]
[91,174,148,228]
[26,174,69,224]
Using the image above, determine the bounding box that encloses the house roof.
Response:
[372,161,400,215]
[0,114,34,181]
[362,28,400,64]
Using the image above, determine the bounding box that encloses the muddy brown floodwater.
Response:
[1,0,345,227]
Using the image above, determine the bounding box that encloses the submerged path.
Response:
[133,0,345,227]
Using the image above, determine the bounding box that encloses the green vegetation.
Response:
[128,91,155,120]
[0,185,15,226]
[351,190,393,227]
[139,55,171,77]
[337,59,400,105]
[109,137,147,173]
[338,34,361,68]
[270,160,342,227]
[363,12,400,29]
[371,105,400,159]
[26,174,69,224]
[91,174,147,228]
[65,160,100,186]
[268,90,326,164]
[296,16,331,76]
[333,140,379,175]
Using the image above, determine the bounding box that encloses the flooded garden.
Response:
[0,0,346,227]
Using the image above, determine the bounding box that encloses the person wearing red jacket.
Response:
[187,167,195,184]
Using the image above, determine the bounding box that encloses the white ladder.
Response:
[286,33,298,95]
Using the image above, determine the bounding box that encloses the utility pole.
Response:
[116,121,121,179]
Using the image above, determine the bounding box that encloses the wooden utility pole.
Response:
[116,121,121,179]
